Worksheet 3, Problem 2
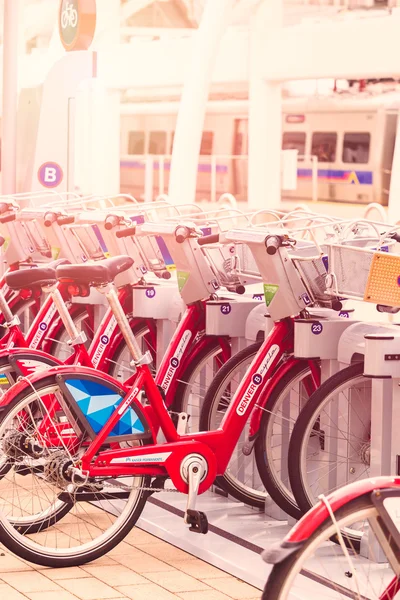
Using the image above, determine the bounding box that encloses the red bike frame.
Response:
[17,318,318,497]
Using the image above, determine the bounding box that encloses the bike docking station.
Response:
[361,320,400,562]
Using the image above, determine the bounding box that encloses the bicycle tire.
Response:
[262,494,380,600]
[288,361,366,522]
[199,341,265,508]
[255,362,317,520]
[0,373,151,567]
[172,337,228,425]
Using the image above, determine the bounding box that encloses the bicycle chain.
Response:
[101,478,180,494]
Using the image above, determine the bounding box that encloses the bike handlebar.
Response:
[57,216,75,226]
[104,215,120,230]
[198,233,220,246]
[265,235,282,255]
[116,226,136,239]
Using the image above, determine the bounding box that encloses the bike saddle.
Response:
[6,259,70,290]
[56,256,134,287]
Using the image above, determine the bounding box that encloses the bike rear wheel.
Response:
[0,374,150,567]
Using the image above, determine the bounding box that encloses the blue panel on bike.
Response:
[322,255,328,271]
[65,379,145,437]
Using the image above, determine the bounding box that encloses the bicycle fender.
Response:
[0,364,127,409]
[0,364,157,443]
[5,348,62,374]
[248,358,309,439]
[285,476,400,545]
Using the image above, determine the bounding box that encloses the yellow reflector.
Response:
[364,253,400,307]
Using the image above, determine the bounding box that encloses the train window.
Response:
[282,132,306,155]
[128,131,145,155]
[311,132,337,162]
[200,131,214,155]
[342,132,370,164]
[149,131,167,155]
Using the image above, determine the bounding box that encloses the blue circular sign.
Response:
[146,288,156,299]
[39,322,48,331]
[101,335,109,345]
[311,322,323,335]
[170,357,179,368]
[339,311,349,318]
[220,303,231,315]
[252,374,262,385]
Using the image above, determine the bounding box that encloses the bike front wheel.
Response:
[289,362,370,526]
[263,494,397,600]
[0,373,150,567]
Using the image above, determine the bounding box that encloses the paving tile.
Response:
[144,571,210,593]
[83,555,118,567]
[39,567,91,581]
[105,542,135,557]
[177,591,234,600]
[116,552,176,573]
[0,583,28,600]
[174,559,231,580]
[0,551,34,573]
[27,592,80,600]
[59,577,124,600]
[124,528,160,545]
[82,565,148,586]
[0,571,61,593]
[206,577,260,599]
[136,542,196,563]
[116,583,178,600]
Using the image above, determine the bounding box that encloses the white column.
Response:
[87,0,121,197]
[248,0,283,210]
[2,0,19,194]
[388,112,400,223]
[168,0,234,205]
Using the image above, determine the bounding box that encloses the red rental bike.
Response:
[0,229,326,568]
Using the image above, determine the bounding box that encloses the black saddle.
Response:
[6,259,70,290]
[56,256,134,287]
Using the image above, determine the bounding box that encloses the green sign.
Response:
[263,284,279,307]
[177,271,190,293]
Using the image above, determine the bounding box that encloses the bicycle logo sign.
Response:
[58,0,96,52]
[61,1,78,30]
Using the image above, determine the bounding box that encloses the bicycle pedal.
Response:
[186,509,208,534]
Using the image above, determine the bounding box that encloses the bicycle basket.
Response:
[326,238,397,301]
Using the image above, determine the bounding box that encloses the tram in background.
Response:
[119,93,399,205]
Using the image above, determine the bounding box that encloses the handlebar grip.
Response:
[0,214,16,224]
[0,203,11,215]
[44,212,58,227]
[389,232,400,243]
[57,216,75,226]
[104,215,120,230]
[175,226,191,244]
[116,226,136,239]
[265,235,281,256]
[198,233,220,246]
[377,304,400,314]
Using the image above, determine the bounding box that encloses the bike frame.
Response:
[67,318,308,493]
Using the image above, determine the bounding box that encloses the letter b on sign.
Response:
[38,162,63,188]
